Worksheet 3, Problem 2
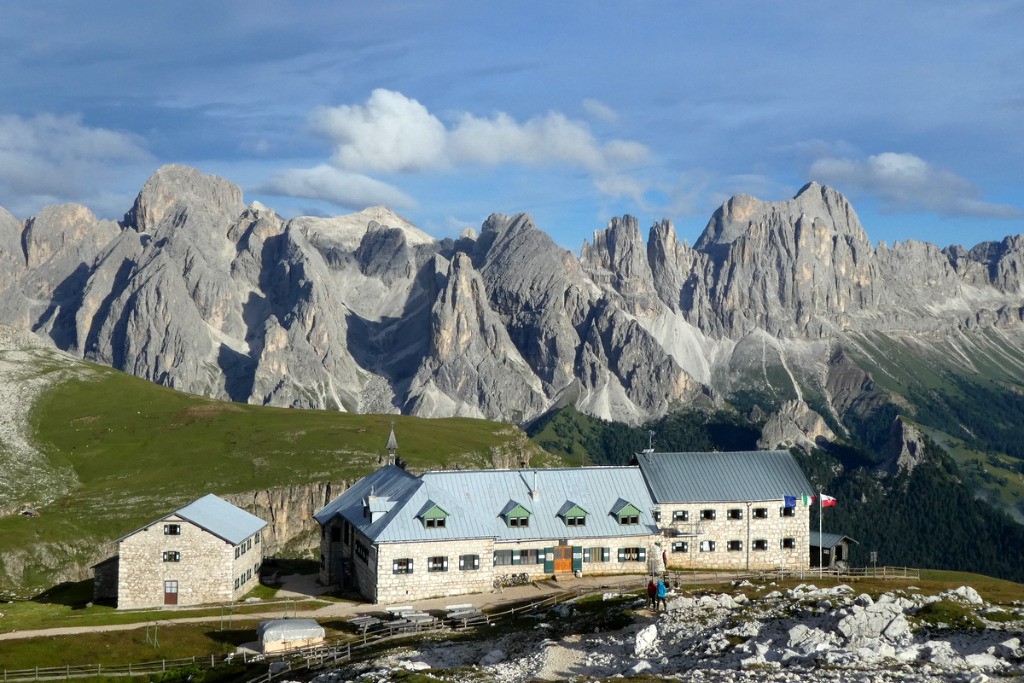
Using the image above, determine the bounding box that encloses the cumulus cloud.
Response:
[270,89,652,211]
[810,152,1021,219]
[311,89,447,173]
[0,113,151,215]
[259,164,416,210]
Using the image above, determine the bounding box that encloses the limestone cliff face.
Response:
[2,166,1024,431]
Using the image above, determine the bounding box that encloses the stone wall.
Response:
[92,557,118,600]
[657,501,809,571]
[116,514,262,609]
[374,537,496,604]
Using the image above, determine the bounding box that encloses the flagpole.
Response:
[818,490,822,579]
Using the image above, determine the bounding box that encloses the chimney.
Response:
[530,470,540,501]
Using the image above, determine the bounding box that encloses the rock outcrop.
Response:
[2,165,1024,430]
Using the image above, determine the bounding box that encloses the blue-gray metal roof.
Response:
[810,531,858,548]
[314,466,658,544]
[175,494,267,545]
[118,493,267,545]
[635,450,813,503]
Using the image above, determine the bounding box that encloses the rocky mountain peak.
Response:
[122,164,244,234]
[23,204,120,270]
[580,215,661,316]
[695,183,869,252]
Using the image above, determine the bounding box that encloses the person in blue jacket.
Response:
[655,577,668,610]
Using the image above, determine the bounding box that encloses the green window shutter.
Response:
[582,548,591,562]
[617,548,625,562]
[602,547,610,562]
[638,547,647,562]
[512,550,521,566]
[572,547,583,571]
[543,547,554,573]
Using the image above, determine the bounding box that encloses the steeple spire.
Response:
[386,421,398,463]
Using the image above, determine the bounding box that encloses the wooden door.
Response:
[553,545,573,573]
[164,580,178,605]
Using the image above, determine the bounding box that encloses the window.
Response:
[459,554,480,571]
[255,531,261,544]
[392,558,413,574]
[727,540,743,551]
[618,514,639,525]
[752,508,769,519]
[700,509,716,521]
[671,541,688,553]
[355,541,369,563]
[509,515,529,528]
[425,517,446,528]
[163,524,181,536]
[782,537,797,549]
[234,578,240,589]
[672,510,689,522]
[162,551,180,562]
[727,509,743,520]
[652,510,661,523]
[618,547,644,562]
[753,539,769,551]
[566,515,586,526]
[330,526,341,542]
[584,547,610,563]
[427,556,448,572]
[494,550,513,566]
[699,540,716,552]
[247,538,252,551]
[519,549,540,564]
[781,506,796,517]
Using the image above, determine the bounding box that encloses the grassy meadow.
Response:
[0,363,544,595]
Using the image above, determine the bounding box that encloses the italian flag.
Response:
[821,494,837,508]
[801,494,815,506]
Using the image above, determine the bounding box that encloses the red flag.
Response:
[821,494,837,507]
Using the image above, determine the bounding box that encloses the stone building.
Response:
[314,464,660,603]
[634,450,814,571]
[94,493,267,609]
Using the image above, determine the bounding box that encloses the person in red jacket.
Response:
[646,578,657,608]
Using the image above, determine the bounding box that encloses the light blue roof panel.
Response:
[175,493,267,545]
[635,450,813,504]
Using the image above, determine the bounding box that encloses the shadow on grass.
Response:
[31,579,100,609]
[204,628,259,648]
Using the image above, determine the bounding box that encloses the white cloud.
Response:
[810,152,1022,219]
[276,89,653,211]
[311,89,447,173]
[0,113,151,215]
[260,164,416,210]
[582,98,620,124]
[314,90,650,174]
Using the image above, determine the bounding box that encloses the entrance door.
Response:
[553,545,573,573]
[164,580,178,605]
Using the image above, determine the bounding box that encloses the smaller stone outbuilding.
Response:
[95,493,267,609]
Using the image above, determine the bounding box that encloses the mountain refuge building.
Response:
[634,450,815,572]
[314,448,815,603]
[314,464,661,603]
[94,494,267,609]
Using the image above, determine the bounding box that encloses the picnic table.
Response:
[445,604,488,627]
[347,615,382,633]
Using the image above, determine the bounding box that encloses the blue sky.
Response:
[1,2,1022,250]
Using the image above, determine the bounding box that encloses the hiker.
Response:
[647,578,657,608]
[656,577,668,610]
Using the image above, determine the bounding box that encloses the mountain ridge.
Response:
[1,164,1023,440]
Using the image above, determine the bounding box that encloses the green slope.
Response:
[0,363,546,594]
